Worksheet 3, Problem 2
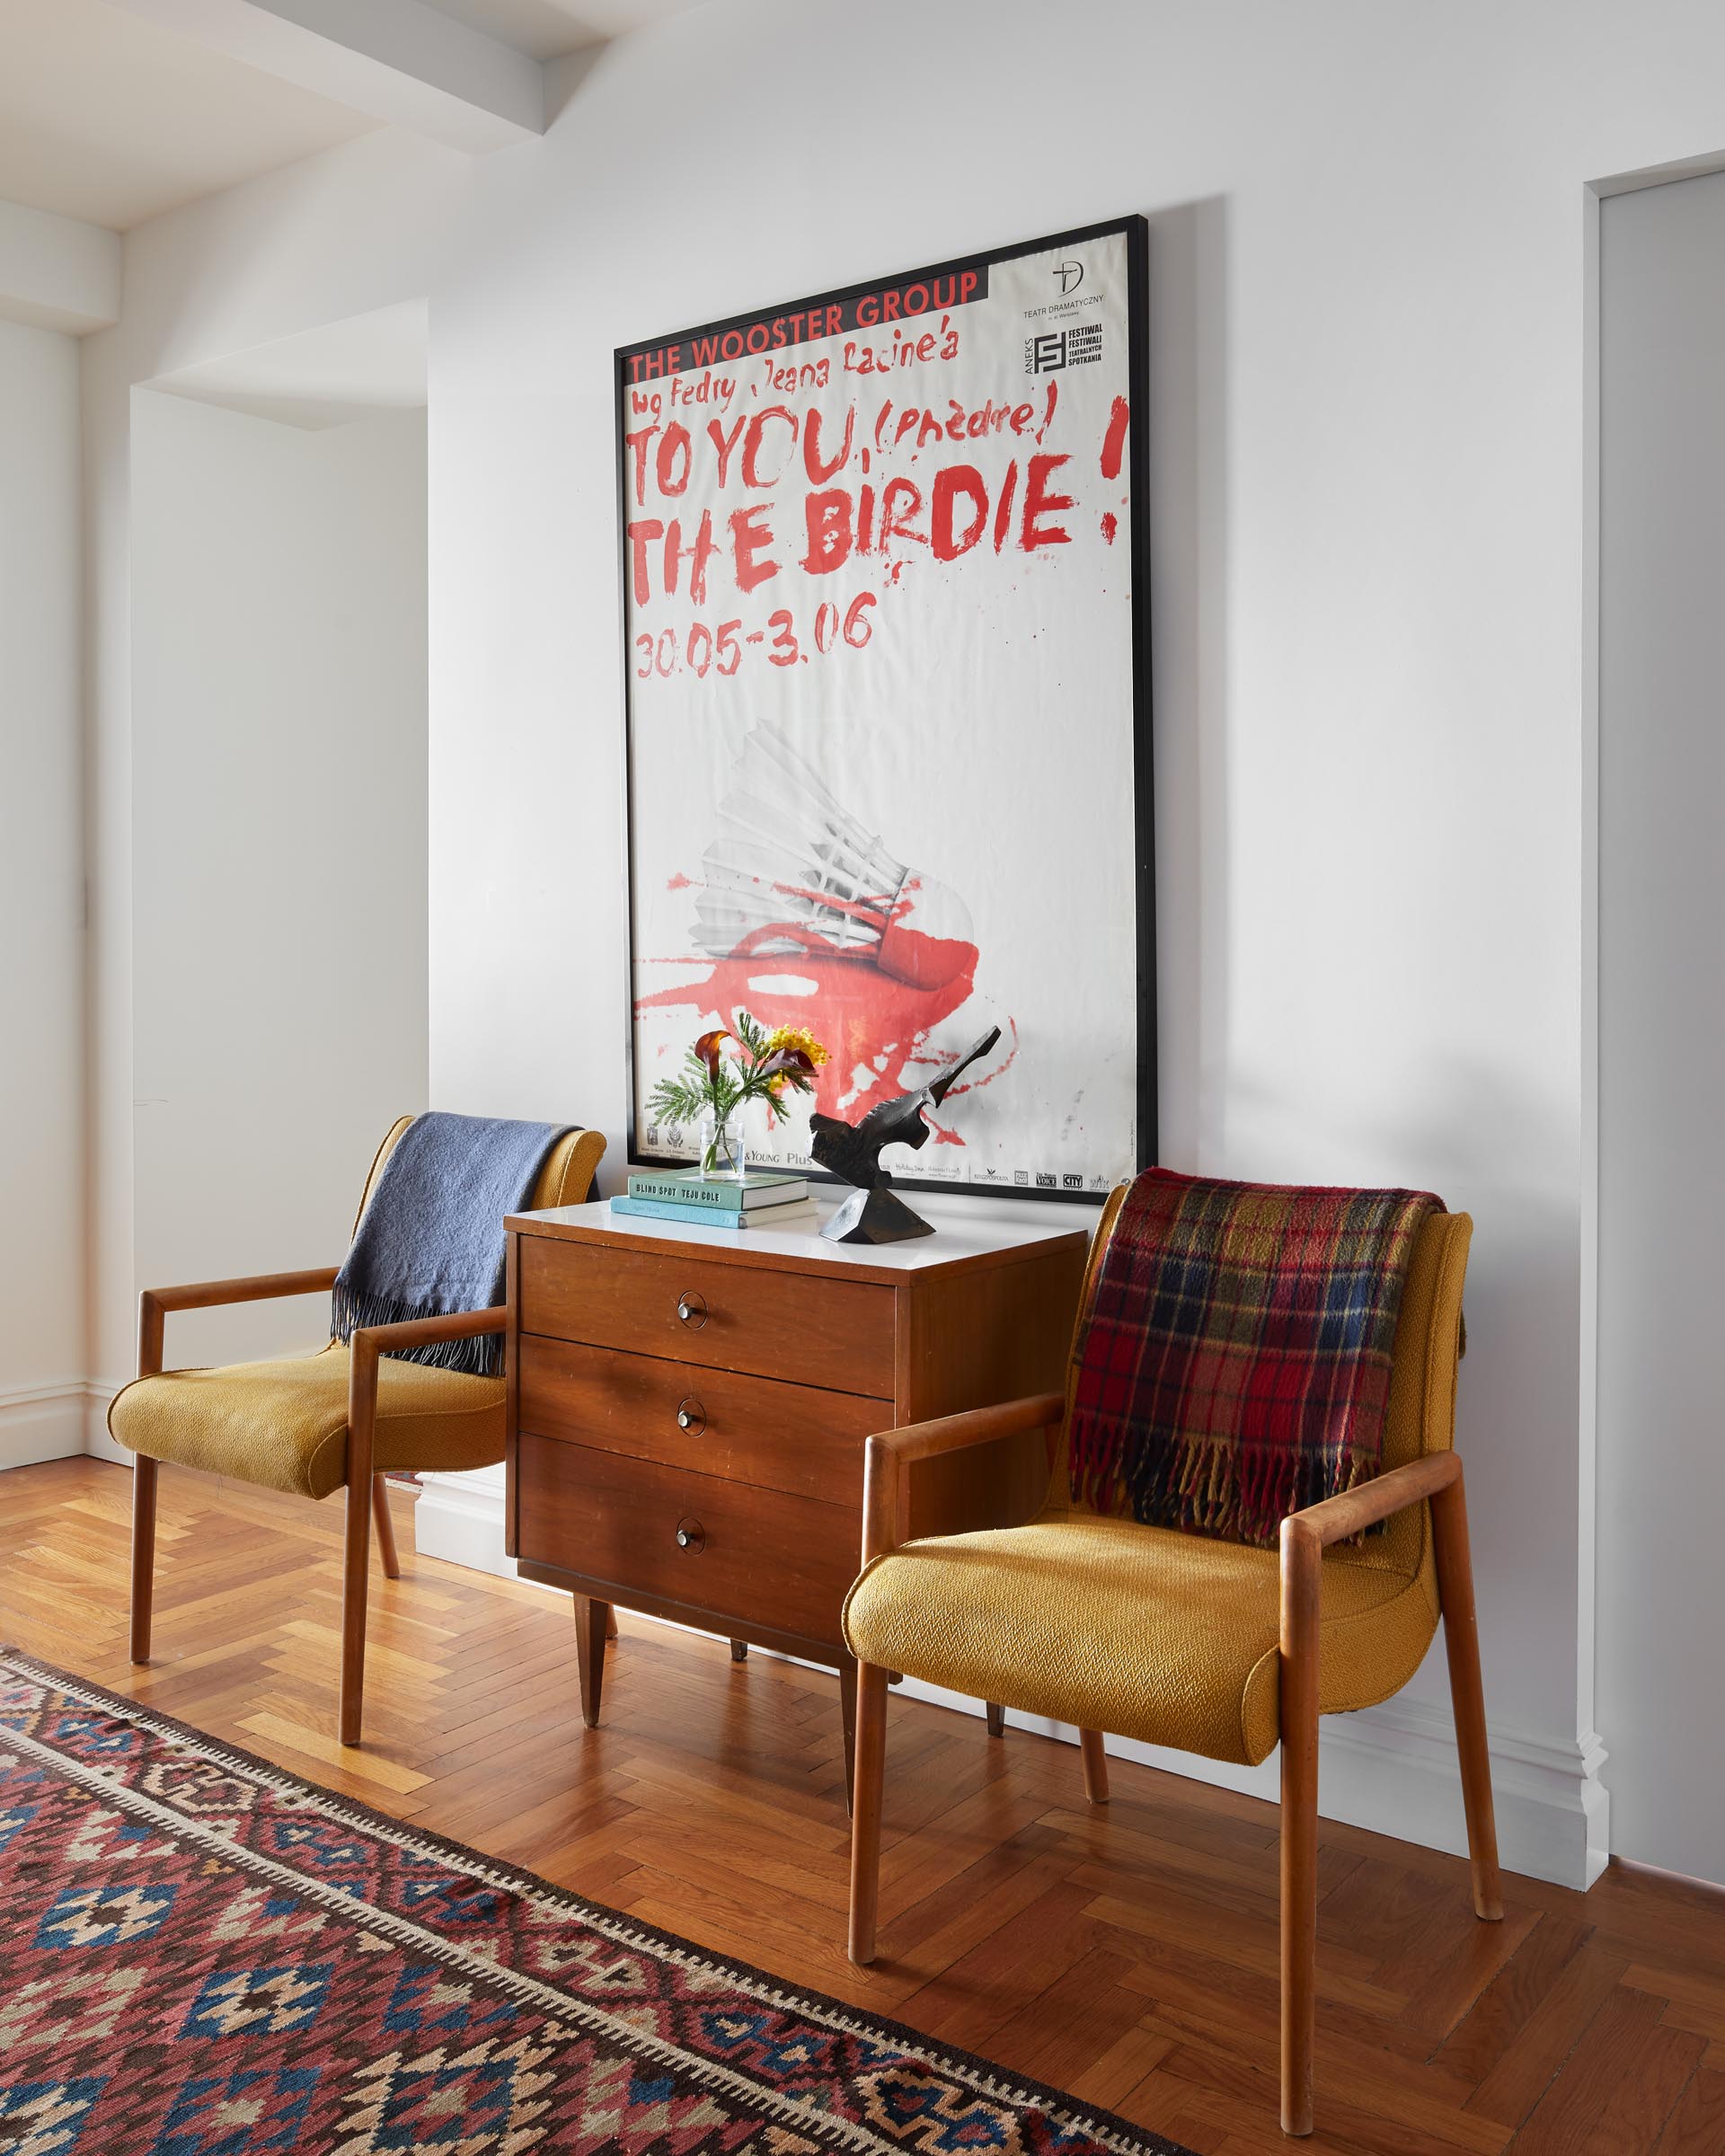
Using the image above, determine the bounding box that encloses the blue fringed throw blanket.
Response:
[332,1112,570,1377]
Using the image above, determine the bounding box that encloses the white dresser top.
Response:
[509,1191,1092,1283]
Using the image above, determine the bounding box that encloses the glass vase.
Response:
[696,1105,748,1180]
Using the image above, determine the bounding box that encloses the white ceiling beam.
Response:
[0,199,122,336]
[103,0,546,154]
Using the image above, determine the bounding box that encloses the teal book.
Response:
[625,1169,809,1213]
[611,1195,819,1233]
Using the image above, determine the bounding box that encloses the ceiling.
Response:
[0,0,375,230]
[0,0,712,233]
[149,299,429,428]
[416,0,708,62]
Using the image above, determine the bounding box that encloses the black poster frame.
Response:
[614,212,1155,1205]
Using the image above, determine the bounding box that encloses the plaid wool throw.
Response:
[1068,1170,1442,1547]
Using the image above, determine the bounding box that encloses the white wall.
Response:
[1596,169,1725,1884]
[77,0,1725,1886]
[0,317,84,1466]
[120,393,429,1377]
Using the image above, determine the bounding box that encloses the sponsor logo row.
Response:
[641,1128,1115,1193]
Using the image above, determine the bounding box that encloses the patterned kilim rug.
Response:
[0,1650,1197,2156]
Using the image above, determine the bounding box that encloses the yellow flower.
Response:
[765,1025,829,1069]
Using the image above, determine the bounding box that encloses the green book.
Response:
[626,1167,809,1213]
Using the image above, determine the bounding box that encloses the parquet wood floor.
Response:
[4,1455,1723,2153]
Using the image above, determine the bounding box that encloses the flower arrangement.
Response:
[648,1010,830,1177]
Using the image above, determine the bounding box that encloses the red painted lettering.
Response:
[656,423,691,497]
[707,415,748,488]
[1101,395,1130,482]
[1022,454,1074,549]
[931,465,988,561]
[663,510,718,603]
[742,405,797,489]
[803,404,854,484]
[879,476,925,548]
[623,425,659,508]
[729,504,779,593]
[992,463,1019,552]
[801,489,854,574]
[625,517,664,604]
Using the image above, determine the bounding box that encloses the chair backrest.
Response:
[1054,1184,1472,1573]
[350,1117,606,1242]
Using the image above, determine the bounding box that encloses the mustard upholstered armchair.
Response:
[111,1117,605,1746]
[842,1185,1499,2140]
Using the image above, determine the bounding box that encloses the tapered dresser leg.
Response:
[575,1596,609,1727]
[730,1638,748,1662]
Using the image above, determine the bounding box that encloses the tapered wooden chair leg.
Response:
[1431,1466,1503,1921]
[129,1456,158,1665]
[338,1475,371,1745]
[986,1701,1005,1737]
[1080,1727,1110,1803]
[370,1475,401,1579]
[847,1663,890,1964]
[1279,1519,1321,2137]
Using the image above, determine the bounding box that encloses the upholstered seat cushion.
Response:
[842,1511,1439,1768]
[109,1347,503,1500]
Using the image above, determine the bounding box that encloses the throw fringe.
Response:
[330,1284,501,1379]
[1074,1427,1378,1549]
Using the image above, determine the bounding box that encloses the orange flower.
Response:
[693,1029,731,1078]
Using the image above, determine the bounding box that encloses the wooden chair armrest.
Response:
[344,1306,509,1495]
[1283,1451,1461,1555]
[138,1267,342,1376]
[862,1391,1067,1565]
[345,1305,509,1363]
[1279,1454,1465,1727]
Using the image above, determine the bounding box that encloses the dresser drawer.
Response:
[518,1336,877,1502]
[517,1235,896,1397]
[515,1433,859,1645]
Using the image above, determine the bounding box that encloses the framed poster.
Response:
[616,214,1154,1202]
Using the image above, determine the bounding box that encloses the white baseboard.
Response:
[0,1382,91,1469]
[408,1472,1609,1891]
[900,1680,1608,1892]
[84,1382,126,1463]
[412,1465,519,1578]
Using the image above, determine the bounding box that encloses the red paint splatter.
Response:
[1100,511,1118,544]
[666,871,693,890]
[636,949,979,1118]
[1101,394,1130,481]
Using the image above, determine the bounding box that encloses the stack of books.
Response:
[612,1167,819,1233]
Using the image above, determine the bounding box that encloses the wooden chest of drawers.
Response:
[503,1197,1088,1782]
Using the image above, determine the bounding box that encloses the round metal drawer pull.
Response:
[676,1290,708,1329]
[674,1515,705,1554]
[676,1398,705,1434]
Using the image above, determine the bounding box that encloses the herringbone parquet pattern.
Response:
[3,1456,1721,2153]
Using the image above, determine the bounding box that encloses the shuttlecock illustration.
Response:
[692,723,975,991]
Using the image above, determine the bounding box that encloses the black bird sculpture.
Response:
[810,1026,1003,1243]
